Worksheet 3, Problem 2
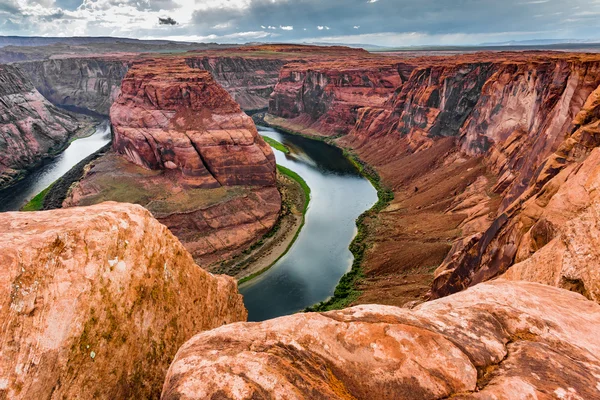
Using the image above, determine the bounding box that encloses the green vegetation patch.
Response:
[262,135,290,154]
[22,183,54,211]
[276,165,311,213]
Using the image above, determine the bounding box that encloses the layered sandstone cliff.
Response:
[186,56,285,111]
[163,280,600,399]
[0,64,80,188]
[66,59,281,267]
[18,57,130,115]
[0,202,247,399]
[270,59,411,136]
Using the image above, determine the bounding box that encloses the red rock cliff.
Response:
[162,280,600,399]
[0,202,247,399]
[111,59,277,188]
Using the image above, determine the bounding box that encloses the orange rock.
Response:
[0,202,247,399]
[162,280,600,399]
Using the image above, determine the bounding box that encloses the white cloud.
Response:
[280,25,293,30]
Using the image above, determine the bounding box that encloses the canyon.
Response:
[2,43,600,398]
[266,51,600,307]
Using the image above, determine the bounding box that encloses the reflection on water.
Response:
[240,126,378,321]
[0,120,112,212]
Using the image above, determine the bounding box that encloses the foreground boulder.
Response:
[0,203,247,399]
[163,280,600,399]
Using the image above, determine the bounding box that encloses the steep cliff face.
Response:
[268,52,600,305]
[186,56,286,111]
[163,280,600,399]
[18,57,130,115]
[0,202,247,399]
[269,60,409,136]
[66,59,281,266]
[0,64,80,188]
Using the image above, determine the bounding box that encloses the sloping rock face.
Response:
[111,59,277,188]
[186,56,286,111]
[63,153,282,267]
[0,64,80,188]
[429,58,600,298]
[162,280,600,399]
[18,57,130,115]
[0,202,247,399]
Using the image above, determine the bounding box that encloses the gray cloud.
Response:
[159,16,177,25]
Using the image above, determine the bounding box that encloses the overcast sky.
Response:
[0,0,598,46]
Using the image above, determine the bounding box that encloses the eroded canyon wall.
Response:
[0,64,80,188]
[17,57,130,115]
[0,202,247,399]
[186,56,286,111]
[162,280,600,399]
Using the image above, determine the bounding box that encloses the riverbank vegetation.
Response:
[261,135,290,154]
[22,184,54,211]
[258,116,394,312]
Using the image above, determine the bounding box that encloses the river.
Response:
[241,126,378,321]
[0,120,112,212]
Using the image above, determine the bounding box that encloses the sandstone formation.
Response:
[267,52,600,305]
[162,280,600,399]
[65,58,281,267]
[18,57,130,115]
[111,59,277,188]
[0,202,247,399]
[0,63,80,189]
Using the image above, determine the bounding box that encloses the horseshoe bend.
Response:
[1,37,600,398]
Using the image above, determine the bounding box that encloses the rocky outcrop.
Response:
[186,56,286,111]
[18,57,130,116]
[162,280,600,399]
[430,57,600,299]
[0,64,80,188]
[66,59,281,267]
[0,202,247,399]
[111,59,277,188]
